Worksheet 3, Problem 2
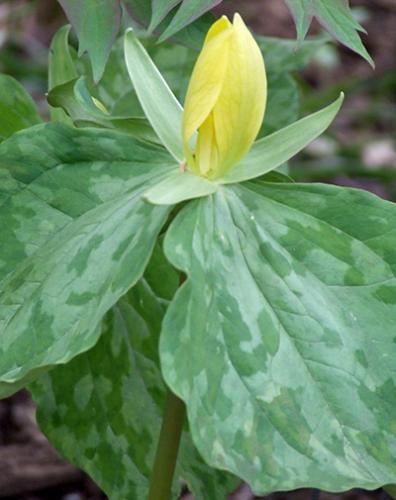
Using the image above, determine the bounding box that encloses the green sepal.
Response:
[222,93,344,184]
[124,29,184,161]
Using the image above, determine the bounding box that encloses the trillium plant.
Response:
[1,1,396,499]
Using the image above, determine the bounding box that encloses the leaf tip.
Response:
[124,27,135,42]
[367,54,375,69]
[123,29,137,57]
[333,91,345,111]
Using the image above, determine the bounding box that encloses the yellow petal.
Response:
[195,112,218,176]
[182,16,232,173]
[211,13,267,178]
[205,14,232,43]
[182,13,267,179]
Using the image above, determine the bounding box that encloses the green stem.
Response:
[147,390,186,500]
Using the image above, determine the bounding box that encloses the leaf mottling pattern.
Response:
[160,181,396,493]
[30,282,238,499]
[0,123,174,397]
[0,74,42,140]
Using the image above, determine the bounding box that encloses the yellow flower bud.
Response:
[182,13,267,180]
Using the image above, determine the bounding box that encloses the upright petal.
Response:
[182,16,232,169]
[211,13,267,179]
[195,112,218,176]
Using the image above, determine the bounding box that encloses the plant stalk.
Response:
[147,389,186,500]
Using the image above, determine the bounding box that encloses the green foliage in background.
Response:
[56,0,372,80]
[285,0,373,65]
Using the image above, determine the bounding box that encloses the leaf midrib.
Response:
[221,187,379,483]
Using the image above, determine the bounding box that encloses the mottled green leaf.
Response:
[0,123,174,398]
[58,0,122,82]
[48,25,78,124]
[124,30,184,161]
[223,93,344,184]
[30,281,237,499]
[285,0,373,65]
[0,74,41,140]
[161,181,396,493]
